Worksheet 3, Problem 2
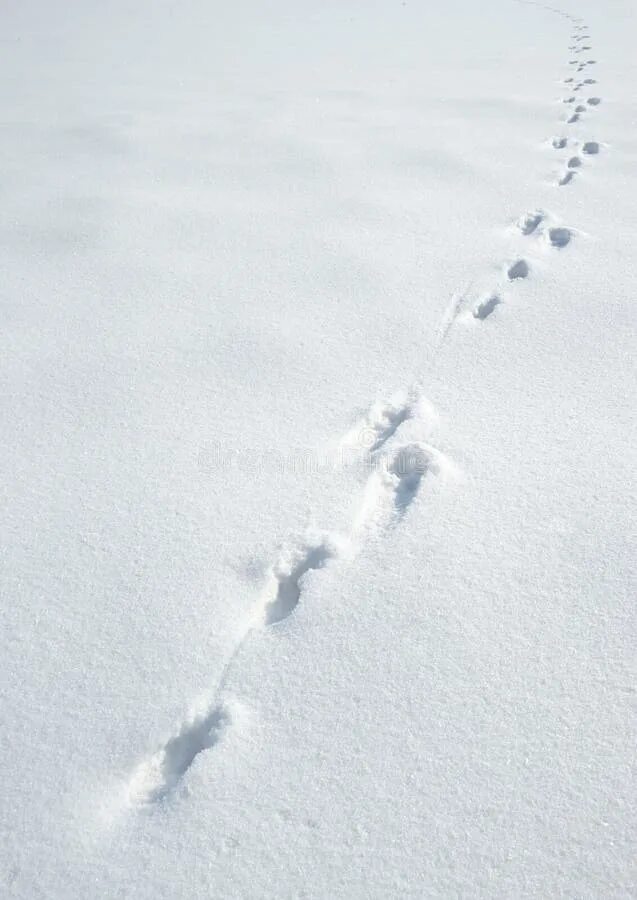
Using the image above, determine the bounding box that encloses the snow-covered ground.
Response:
[1,0,635,896]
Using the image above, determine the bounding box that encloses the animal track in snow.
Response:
[365,437,456,528]
[358,442,451,523]
[507,259,529,280]
[547,227,572,248]
[515,208,572,250]
[260,541,336,626]
[122,4,606,813]
[558,170,576,186]
[518,210,544,235]
[341,392,418,454]
[128,704,232,805]
[551,20,602,187]
[386,444,430,515]
[125,393,455,806]
[472,294,501,320]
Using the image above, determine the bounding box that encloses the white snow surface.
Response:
[1,0,636,896]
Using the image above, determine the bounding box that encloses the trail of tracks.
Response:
[124,1,605,810]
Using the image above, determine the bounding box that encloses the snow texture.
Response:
[1,0,635,897]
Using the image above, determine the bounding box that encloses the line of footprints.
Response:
[454,11,603,324]
[454,209,572,324]
[122,4,603,810]
[127,391,456,806]
[556,22,603,186]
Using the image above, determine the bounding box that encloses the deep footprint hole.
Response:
[518,211,543,235]
[507,259,529,280]
[264,544,334,626]
[387,446,430,514]
[559,170,576,186]
[473,294,501,321]
[548,227,572,249]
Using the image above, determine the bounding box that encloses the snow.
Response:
[1,0,635,896]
